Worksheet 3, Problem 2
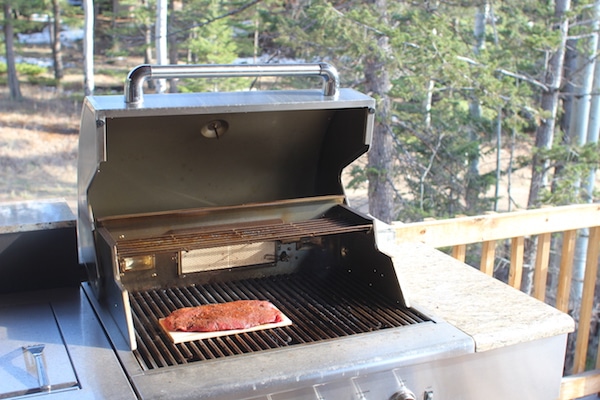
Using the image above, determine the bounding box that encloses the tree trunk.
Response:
[522,0,571,296]
[139,0,155,90]
[567,0,600,318]
[582,1,600,203]
[527,0,571,208]
[559,38,577,145]
[51,0,64,90]
[465,2,487,212]
[424,79,434,129]
[473,2,487,51]
[365,0,395,223]
[553,36,578,196]
[167,0,179,93]
[140,0,151,64]
[494,108,502,211]
[111,0,120,52]
[569,5,600,373]
[155,0,168,93]
[465,100,481,211]
[3,1,22,100]
[83,0,95,96]
[144,24,153,63]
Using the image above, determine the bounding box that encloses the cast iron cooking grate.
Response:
[130,273,431,370]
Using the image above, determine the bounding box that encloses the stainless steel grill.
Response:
[130,273,431,370]
[76,63,477,399]
[0,63,570,400]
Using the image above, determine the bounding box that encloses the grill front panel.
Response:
[130,272,430,370]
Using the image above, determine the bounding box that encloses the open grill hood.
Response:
[77,64,376,280]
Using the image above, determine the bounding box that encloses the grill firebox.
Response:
[131,273,430,370]
[92,198,414,352]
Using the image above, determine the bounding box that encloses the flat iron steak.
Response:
[162,300,285,332]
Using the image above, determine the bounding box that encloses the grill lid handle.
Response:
[124,63,340,105]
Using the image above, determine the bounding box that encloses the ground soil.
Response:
[0,44,142,211]
[0,84,80,209]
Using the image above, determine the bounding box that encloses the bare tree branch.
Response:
[456,55,549,91]
[169,0,264,37]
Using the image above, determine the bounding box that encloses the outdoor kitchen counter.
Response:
[0,198,75,233]
[385,240,575,352]
[0,198,83,294]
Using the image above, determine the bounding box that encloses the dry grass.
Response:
[0,41,142,210]
[0,84,81,207]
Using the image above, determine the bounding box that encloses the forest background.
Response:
[2,0,600,223]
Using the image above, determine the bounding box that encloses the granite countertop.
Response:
[0,198,76,234]
[384,240,575,352]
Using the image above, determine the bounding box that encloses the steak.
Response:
[162,300,285,332]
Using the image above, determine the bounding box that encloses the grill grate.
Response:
[117,216,372,258]
[130,273,430,370]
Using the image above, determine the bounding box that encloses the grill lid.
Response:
[77,63,375,267]
[79,63,374,219]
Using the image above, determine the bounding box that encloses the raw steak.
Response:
[161,300,285,332]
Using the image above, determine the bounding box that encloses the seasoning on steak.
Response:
[161,300,285,332]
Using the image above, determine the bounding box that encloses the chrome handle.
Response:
[33,353,50,390]
[125,63,340,105]
[23,344,50,392]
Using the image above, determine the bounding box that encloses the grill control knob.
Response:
[389,386,417,400]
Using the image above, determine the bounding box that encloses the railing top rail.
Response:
[394,203,600,247]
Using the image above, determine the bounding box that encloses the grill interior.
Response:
[131,272,431,370]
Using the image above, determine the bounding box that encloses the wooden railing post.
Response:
[508,236,524,290]
[452,244,467,262]
[556,230,577,313]
[480,240,496,276]
[573,226,600,374]
[533,232,552,301]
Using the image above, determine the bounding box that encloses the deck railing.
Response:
[393,203,600,400]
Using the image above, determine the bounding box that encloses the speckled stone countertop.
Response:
[0,198,75,233]
[383,240,575,352]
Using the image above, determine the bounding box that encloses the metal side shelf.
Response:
[0,286,137,400]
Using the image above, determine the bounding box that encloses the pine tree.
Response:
[2,0,22,100]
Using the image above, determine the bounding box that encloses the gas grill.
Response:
[76,63,476,400]
[0,63,571,400]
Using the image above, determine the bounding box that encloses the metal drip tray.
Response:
[130,273,431,370]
